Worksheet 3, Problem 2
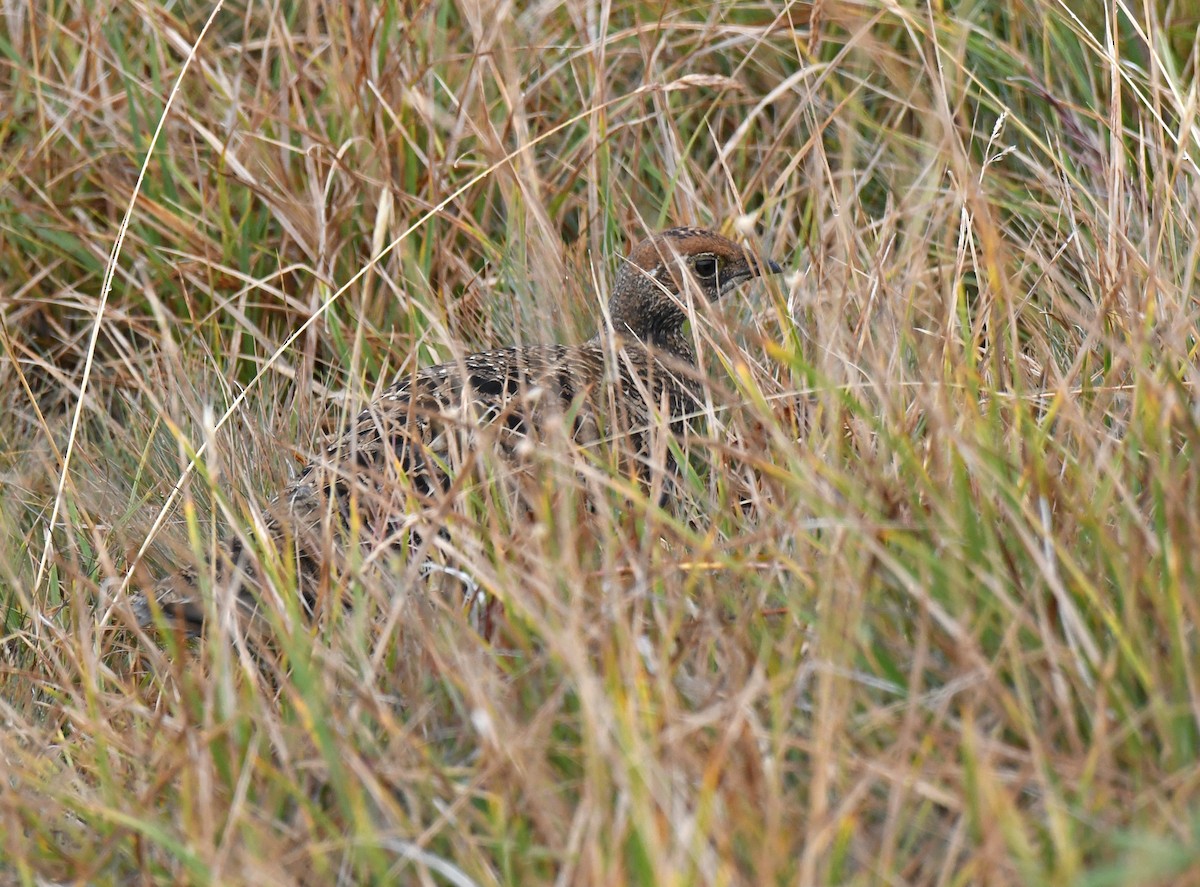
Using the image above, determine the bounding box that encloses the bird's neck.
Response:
[594,317,695,365]
[604,276,695,363]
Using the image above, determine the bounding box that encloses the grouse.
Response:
[131,227,782,634]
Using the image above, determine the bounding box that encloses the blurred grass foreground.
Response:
[3,1,1200,884]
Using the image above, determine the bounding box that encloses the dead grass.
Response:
[3,0,1200,884]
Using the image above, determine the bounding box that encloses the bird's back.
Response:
[136,338,703,632]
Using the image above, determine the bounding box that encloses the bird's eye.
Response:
[693,256,719,279]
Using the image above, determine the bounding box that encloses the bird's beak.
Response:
[754,257,783,277]
[721,254,783,295]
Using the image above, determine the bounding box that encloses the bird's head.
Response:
[606,227,782,358]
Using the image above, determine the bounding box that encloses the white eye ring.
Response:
[693,257,718,279]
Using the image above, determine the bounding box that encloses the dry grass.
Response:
[3,0,1200,883]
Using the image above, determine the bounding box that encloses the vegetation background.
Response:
[2,0,1199,883]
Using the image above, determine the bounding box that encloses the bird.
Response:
[130,226,782,635]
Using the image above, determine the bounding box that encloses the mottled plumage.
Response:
[132,227,781,633]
